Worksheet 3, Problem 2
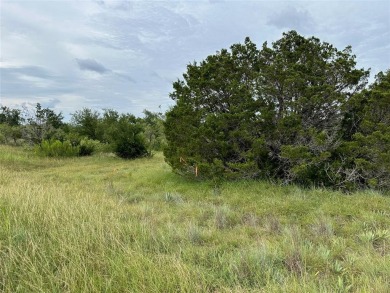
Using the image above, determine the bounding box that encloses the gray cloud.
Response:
[76,58,109,74]
[0,66,77,97]
[75,57,135,82]
[94,0,133,11]
[267,6,315,32]
[1,1,389,119]
[1,65,55,79]
[114,72,136,83]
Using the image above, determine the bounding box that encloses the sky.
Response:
[1,0,389,120]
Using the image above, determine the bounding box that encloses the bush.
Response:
[35,139,79,157]
[0,124,22,145]
[78,138,99,156]
[115,138,147,159]
[104,114,148,159]
[0,131,5,144]
[70,109,149,159]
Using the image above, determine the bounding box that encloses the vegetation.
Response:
[0,145,389,292]
[1,33,387,190]
[34,139,80,157]
[0,106,23,145]
[0,104,165,159]
[339,71,390,190]
[23,103,64,145]
[164,31,389,191]
[141,109,166,153]
[0,30,388,292]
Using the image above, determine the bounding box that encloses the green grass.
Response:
[0,145,389,292]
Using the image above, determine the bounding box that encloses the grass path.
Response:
[0,145,389,292]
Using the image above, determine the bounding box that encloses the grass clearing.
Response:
[0,145,389,292]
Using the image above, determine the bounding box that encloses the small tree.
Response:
[0,106,23,126]
[105,114,148,159]
[0,124,22,144]
[71,108,101,140]
[0,106,23,144]
[23,103,64,145]
[70,108,148,159]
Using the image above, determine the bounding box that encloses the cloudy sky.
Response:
[1,0,389,119]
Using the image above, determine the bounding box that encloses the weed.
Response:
[264,215,282,234]
[241,213,259,227]
[311,216,334,237]
[164,192,184,204]
[283,251,304,276]
[214,205,237,230]
[187,224,204,245]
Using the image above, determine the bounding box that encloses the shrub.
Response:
[105,114,148,159]
[0,124,22,145]
[114,137,147,159]
[35,139,79,157]
[78,138,99,156]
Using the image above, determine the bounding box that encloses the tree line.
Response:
[0,104,165,159]
[164,31,390,191]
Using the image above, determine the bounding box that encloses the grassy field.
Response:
[0,145,389,292]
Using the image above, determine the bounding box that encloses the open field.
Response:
[0,145,389,292]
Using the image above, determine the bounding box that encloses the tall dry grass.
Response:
[0,145,389,292]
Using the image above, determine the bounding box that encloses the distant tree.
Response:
[70,108,148,159]
[0,124,22,144]
[104,113,148,159]
[98,109,120,143]
[23,103,64,144]
[0,106,23,144]
[71,108,101,140]
[0,106,23,126]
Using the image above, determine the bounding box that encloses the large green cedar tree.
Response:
[164,31,387,190]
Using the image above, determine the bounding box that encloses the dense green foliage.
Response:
[0,106,23,144]
[0,104,163,159]
[165,31,388,191]
[104,113,148,159]
[71,108,101,140]
[71,108,149,158]
[0,106,23,126]
[338,71,390,189]
[35,139,80,157]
